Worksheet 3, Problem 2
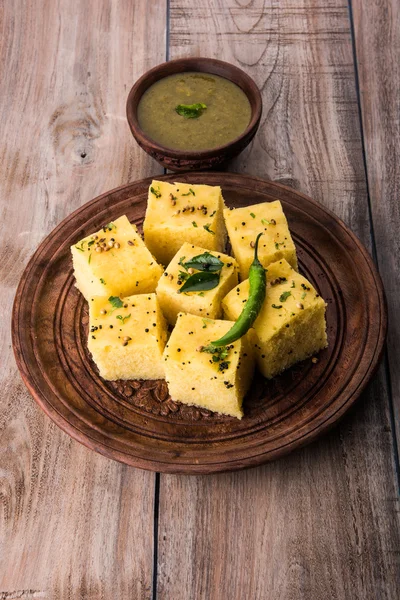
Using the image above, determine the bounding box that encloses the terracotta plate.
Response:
[12,173,387,474]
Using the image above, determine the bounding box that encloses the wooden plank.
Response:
[0,0,165,596]
[351,0,400,448]
[157,1,400,598]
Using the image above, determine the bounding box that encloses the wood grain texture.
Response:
[0,0,165,597]
[351,0,400,449]
[2,0,400,598]
[156,0,400,598]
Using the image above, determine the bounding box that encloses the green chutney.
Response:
[137,72,252,151]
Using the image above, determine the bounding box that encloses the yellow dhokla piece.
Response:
[156,242,239,325]
[224,201,298,280]
[143,180,227,266]
[163,313,254,419]
[71,215,163,301]
[222,259,327,379]
[88,293,168,381]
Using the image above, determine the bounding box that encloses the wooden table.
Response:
[1,1,399,598]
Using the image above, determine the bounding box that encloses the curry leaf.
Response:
[177,271,220,294]
[183,252,224,272]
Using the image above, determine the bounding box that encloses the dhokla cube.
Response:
[156,242,239,325]
[224,201,298,280]
[222,259,327,379]
[143,180,227,265]
[163,313,255,419]
[88,293,168,380]
[71,215,163,301]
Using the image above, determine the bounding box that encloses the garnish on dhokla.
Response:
[156,242,238,325]
[163,313,254,419]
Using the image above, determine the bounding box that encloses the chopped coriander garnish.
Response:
[192,221,198,228]
[150,186,161,198]
[201,344,230,359]
[103,222,116,232]
[250,212,256,218]
[271,304,282,309]
[291,280,295,288]
[261,219,271,226]
[108,296,124,314]
[88,240,95,248]
[178,270,190,283]
[116,314,131,324]
[209,210,216,217]
[109,296,123,308]
[279,291,291,302]
[275,242,284,250]
[203,223,215,235]
[88,253,92,264]
[182,188,196,196]
[202,318,212,328]
[75,241,85,252]
[301,292,307,299]
[100,278,106,284]
[178,256,188,270]
[175,103,207,119]
[200,344,232,372]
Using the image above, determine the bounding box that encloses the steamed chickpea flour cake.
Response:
[143,180,226,265]
[70,180,328,419]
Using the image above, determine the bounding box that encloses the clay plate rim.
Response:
[12,173,387,474]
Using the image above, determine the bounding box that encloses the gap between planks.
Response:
[153,2,171,599]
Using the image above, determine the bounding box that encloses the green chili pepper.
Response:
[210,233,266,347]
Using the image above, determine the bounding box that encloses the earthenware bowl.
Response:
[126,57,262,172]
